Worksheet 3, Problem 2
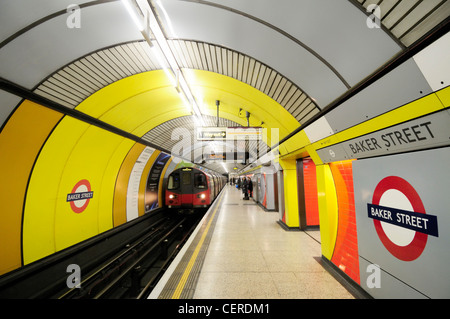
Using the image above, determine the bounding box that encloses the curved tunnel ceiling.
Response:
[0,0,449,175]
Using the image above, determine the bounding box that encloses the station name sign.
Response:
[66,191,93,202]
[367,203,438,237]
[316,109,450,163]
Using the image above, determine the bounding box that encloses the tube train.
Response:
[164,167,226,212]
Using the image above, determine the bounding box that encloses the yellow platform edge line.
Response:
[171,192,225,299]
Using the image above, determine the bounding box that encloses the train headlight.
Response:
[169,194,174,199]
[200,193,206,199]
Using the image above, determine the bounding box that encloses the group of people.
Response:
[231,177,253,200]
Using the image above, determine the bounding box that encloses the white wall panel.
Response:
[0,0,92,43]
[157,0,349,108]
[203,0,401,87]
[325,59,433,133]
[413,32,450,92]
[303,116,334,143]
[0,1,143,89]
[0,90,22,128]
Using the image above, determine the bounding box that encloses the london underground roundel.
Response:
[368,176,438,262]
[66,179,94,213]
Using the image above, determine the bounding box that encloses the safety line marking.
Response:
[171,192,224,299]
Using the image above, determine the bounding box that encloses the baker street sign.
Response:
[316,109,450,163]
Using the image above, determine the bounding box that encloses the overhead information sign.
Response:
[197,127,227,140]
[197,127,262,141]
[227,127,262,140]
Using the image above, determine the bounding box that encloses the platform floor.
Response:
[150,185,355,299]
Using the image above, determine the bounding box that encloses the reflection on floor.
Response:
[192,185,355,299]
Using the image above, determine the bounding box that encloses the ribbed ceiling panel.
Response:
[355,0,449,47]
[33,41,157,109]
[33,39,320,126]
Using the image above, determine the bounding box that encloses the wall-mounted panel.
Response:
[413,32,450,92]
[353,147,450,298]
[325,59,433,134]
[303,116,334,143]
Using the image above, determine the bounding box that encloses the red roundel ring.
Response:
[372,176,427,261]
[70,179,92,214]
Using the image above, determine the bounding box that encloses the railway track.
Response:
[0,208,205,299]
[57,211,202,299]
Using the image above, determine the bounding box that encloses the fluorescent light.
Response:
[121,0,144,31]
[151,42,177,86]
[122,0,204,125]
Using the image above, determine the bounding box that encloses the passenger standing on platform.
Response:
[247,177,253,198]
[242,177,248,199]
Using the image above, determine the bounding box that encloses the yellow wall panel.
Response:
[0,100,62,275]
[436,86,450,108]
[281,130,310,154]
[316,164,338,259]
[23,116,90,264]
[76,70,174,118]
[23,116,135,264]
[279,158,299,228]
[99,88,188,134]
[53,125,127,252]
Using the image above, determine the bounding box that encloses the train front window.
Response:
[194,173,207,189]
[182,172,191,185]
[168,173,180,190]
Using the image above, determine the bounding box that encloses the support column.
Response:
[278,158,299,229]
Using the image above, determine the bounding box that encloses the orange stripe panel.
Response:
[303,157,320,226]
[0,100,62,275]
[329,160,360,284]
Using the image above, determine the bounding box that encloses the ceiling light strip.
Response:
[120,0,205,125]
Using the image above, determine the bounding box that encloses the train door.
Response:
[180,168,194,206]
